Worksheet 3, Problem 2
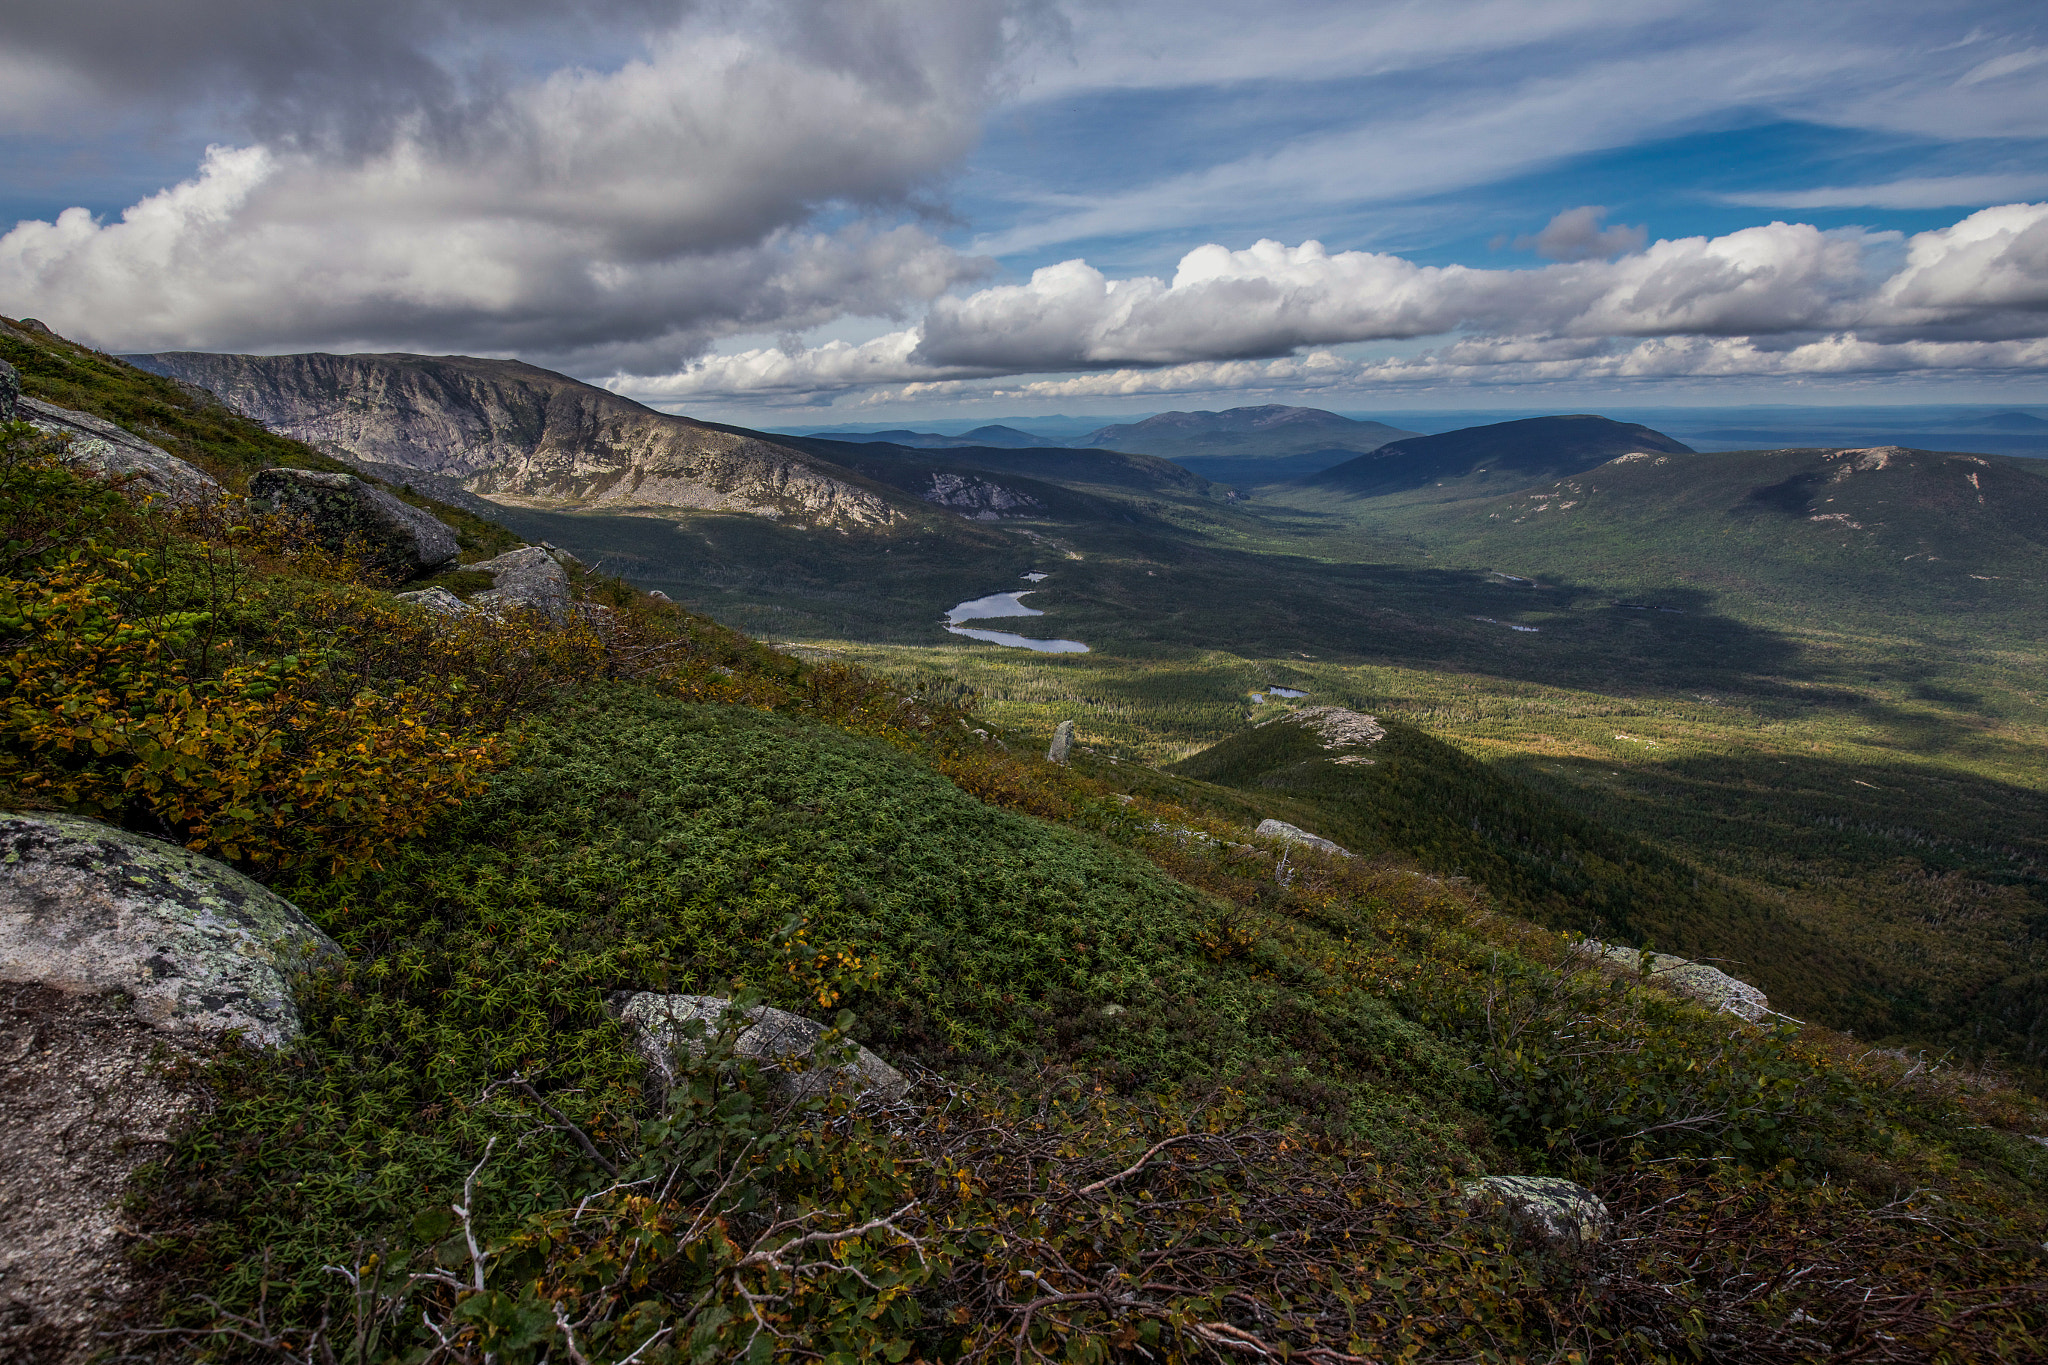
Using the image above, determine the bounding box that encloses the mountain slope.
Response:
[127,350,908,529]
[804,424,1056,449]
[1082,405,1418,461]
[1169,707,1853,1024]
[1308,415,1693,498]
[1373,443,2048,630]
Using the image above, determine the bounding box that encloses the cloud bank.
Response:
[617,202,2048,401]
[0,0,1025,371]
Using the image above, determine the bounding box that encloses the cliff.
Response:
[127,351,903,528]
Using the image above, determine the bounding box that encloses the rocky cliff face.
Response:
[127,351,900,528]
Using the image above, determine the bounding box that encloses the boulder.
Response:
[394,585,475,617]
[1255,818,1351,857]
[21,396,222,506]
[2,985,201,1365]
[469,545,572,619]
[1047,719,1075,765]
[250,467,459,585]
[621,993,908,1104]
[1463,1175,1611,1249]
[0,356,18,422]
[0,812,340,1047]
[1588,943,1771,1024]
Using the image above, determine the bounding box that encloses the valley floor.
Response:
[487,478,2048,1075]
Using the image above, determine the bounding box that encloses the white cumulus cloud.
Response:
[616,203,2048,402]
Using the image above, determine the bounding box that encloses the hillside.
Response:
[7,315,2048,1361]
[1308,414,1694,498]
[1168,709,1855,1022]
[1370,442,2048,632]
[127,350,910,529]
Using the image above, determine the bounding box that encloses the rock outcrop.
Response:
[250,467,459,585]
[3,986,201,1364]
[129,351,904,529]
[1257,705,1387,751]
[1047,719,1075,765]
[1255,818,1351,857]
[1463,1175,1612,1249]
[468,545,571,619]
[1586,943,1772,1024]
[0,814,340,1362]
[20,396,222,506]
[0,356,18,422]
[0,812,340,1046]
[921,471,1043,520]
[394,584,473,616]
[621,993,908,1104]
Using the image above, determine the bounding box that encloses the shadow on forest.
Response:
[492,503,1912,713]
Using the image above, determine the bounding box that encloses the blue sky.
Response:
[4,0,2046,419]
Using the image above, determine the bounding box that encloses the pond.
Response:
[943,589,1090,653]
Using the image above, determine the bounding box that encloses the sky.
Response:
[3,0,2047,422]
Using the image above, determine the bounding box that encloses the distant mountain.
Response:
[804,424,1054,449]
[126,351,908,528]
[1081,405,1419,461]
[1372,443,2048,626]
[1959,411,2048,431]
[1308,415,1693,497]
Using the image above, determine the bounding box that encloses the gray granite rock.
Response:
[21,396,222,506]
[1588,943,1771,1024]
[469,545,572,619]
[0,357,18,423]
[1463,1175,1611,1249]
[0,812,339,1046]
[394,585,475,617]
[1047,719,1075,765]
[621,993,907,1104]
[1255,818,1351,857]
[251,467,459,585]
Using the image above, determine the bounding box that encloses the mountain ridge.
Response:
[1080,404,1420,460]
[1308,414,1694,498]
[127,350,910,529]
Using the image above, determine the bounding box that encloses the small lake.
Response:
[943,589,1090,653]
[1250,686,1308,703]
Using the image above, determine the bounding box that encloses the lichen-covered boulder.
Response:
[1589,943,1771,1024]
[1255,818,1351,857]
[1047,719,1075,764]
[250,467,459,585]
[621,993,908,1104]
[395,585,475,617]
[1463,1175,1611,1249]
[469,545,571,619]
[21,396,222,506]
[0,812,339,1046]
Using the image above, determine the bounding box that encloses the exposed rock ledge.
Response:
[1584,942,1772,1024]
[0,813,338,1363]
[20,394,222,506]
